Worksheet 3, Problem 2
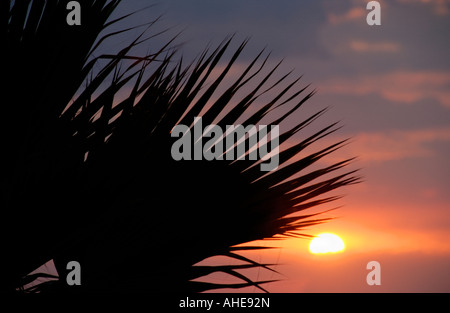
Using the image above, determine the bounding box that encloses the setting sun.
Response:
[309,233,345,254]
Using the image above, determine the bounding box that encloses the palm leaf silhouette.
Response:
[2,1,359,293]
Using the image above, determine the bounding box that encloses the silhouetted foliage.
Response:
[2,0,358,293]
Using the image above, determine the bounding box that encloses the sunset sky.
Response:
[109,0,450,292]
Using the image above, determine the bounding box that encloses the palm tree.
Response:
[2,0,358,293]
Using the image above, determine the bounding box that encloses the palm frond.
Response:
[2,0,360,293]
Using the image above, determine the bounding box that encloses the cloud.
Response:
[310,126,450,166]
[327,7,366,25]
[326,0,389,25]
[318,70,450,108]
[347,127,450,163]
[349,40,401,53]
[397,0,450,16]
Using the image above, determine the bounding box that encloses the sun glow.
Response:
[309,233,345,254]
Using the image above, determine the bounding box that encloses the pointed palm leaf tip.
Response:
[4,1,359,293]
